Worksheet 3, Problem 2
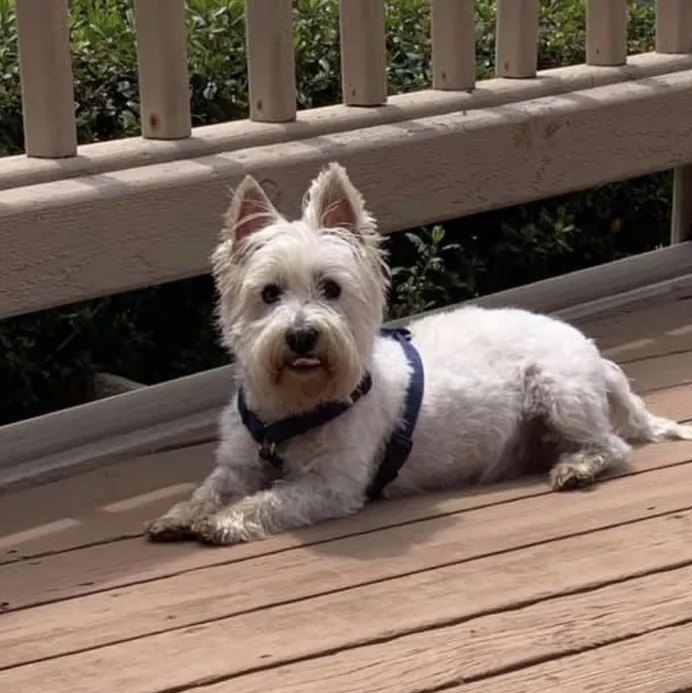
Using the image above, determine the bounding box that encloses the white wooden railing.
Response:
[1,0,692,485]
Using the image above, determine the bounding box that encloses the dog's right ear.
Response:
[223,175,282,245]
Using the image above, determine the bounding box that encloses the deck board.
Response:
[1,295,692,692]
[2,422,691,614]
[207,568,692,693]
[3,508,692,693]
[4,455,692,669]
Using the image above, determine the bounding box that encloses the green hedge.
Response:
[0,0,671,424]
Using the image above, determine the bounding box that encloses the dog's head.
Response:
[212,162,389,417]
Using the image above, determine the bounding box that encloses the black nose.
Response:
[285,326,319,354]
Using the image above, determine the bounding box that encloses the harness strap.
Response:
[237,372,373,471]
[366,327,425,499]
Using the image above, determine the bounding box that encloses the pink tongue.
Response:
[293,357,320,367]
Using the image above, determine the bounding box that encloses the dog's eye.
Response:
[261,284,282,305]
[321,279,341,300]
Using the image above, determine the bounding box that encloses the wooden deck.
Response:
[2,288,692,693]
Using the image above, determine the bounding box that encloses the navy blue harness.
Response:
[236,327,425,500]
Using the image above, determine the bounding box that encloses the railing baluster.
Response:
[244,0,297,123]
[586,0,628,66]
[656,1,692,57]
[339,0,388,105]
[15,0,76,158]
[133,0,191,139]
[657,0,692,242]
[495,0,539,78]
[431,0,476,91]
[671,169,692,243]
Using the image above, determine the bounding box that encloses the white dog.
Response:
[147,162,692,546]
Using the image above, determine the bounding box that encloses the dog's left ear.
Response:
[302,162,373,240]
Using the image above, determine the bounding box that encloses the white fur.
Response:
[147,163,692,546]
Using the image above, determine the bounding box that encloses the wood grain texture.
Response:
[571,291,692,356]
[0,442,214,562]
[656,0,692,54]
[5,69,692,318]
[3,459,692,670]
[2,51,692,192]
[623,349,692,392]
[339,0,387,105]
[495,0,539,78]
[15,0,76,157]
[2,510,691,693]
[133,0,191,139]
[203,566,692,693]
[457,622,692,693]
[244,0,296,122]
[431,0,476,90]
[586,0,628,66]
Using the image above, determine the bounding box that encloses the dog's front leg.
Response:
[146,452,264,543]
[145,466,228,542]
[192,473,366,546]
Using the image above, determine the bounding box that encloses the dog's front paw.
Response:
[145,515,195,543]
[191,507,269,546]
[190,515,243,546]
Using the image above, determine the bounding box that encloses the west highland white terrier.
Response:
[147,162,692,546]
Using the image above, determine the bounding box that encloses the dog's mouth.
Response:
[286,356,323,373]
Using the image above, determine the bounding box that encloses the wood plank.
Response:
[495,0,539,78]
[622,348,692,393]
[133,0,191,139]
[431,0,476,90]
[457,623,692,693]
[2,51,692,193]
[1,385,690,607]
[656,0,692,54]
[586,0,628,66]
[3,460,692,669]
[2,510,691,693]
[0,442,215,564]
[339,0,387,106]
[244,0,297,122]
[201,566,692,693]
[572,292,692,357]
[5,69,692,318]
[15,0,77,157]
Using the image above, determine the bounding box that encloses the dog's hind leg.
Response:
[549,435,630,491]
[523,363,631,491]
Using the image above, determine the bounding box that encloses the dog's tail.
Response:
[603,358,692,442]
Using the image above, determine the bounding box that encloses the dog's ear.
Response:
[302,162,373,240]
[223,175,282,244]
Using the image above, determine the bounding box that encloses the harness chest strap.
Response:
[237,327,425,499]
